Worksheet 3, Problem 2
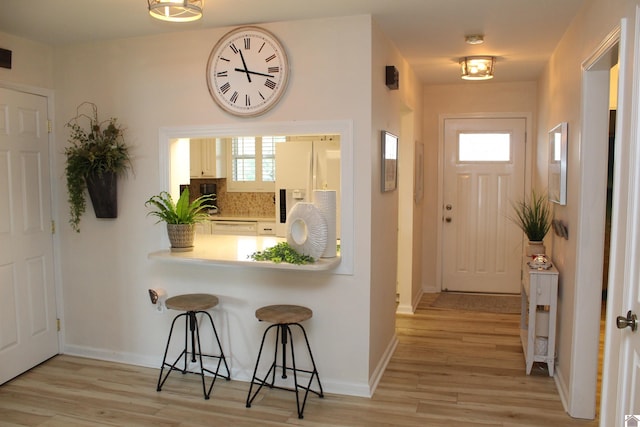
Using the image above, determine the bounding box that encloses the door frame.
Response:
[436,112,533,293]
[600,16,638,425]
[0,80,64,353]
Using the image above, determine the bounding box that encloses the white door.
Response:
[442,117,526,294]
[0,88,58,384]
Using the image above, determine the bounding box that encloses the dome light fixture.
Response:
[460,56,495,80]
[148,0,203,22]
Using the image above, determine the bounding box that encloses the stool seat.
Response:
[166,293,219,311]
[256,305,312,324]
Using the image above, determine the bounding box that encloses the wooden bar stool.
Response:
[245,304,324,419]
[156,293,230,399]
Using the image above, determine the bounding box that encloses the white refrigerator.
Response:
[274,138,341,238]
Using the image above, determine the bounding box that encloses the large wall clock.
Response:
[206,26,290,117]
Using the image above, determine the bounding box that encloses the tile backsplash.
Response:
[188,178,275,218]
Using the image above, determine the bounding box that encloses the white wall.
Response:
[0,32,54,89]
[420,82,538,292]
[369,19,423,377]
[536,0,638,420]
[0,15,419,397]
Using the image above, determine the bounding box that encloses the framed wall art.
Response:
[548,122,568,205]
[381,130,398,192]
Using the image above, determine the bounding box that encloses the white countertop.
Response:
[148,234,341,271]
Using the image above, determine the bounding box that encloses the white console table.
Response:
[520,263,558,376]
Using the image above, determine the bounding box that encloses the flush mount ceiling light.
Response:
[460,56,495,80]
[148,0,203,22]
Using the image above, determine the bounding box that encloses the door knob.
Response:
[616,310,638,331]
[445,204,452,211]
[445,217,452,223]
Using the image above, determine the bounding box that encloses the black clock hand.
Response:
[238,49,252,83]
[233,68,275,79]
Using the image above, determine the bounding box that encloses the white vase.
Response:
[526,241,546,257]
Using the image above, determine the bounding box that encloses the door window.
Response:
[458,132,511,162]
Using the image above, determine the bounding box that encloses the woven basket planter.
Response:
[166,223,195,252]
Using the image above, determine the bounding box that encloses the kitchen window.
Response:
[227,136,284,192]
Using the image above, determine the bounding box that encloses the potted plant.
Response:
[145,188,215,252]
[511,189,552,256]
[65,102,132,232]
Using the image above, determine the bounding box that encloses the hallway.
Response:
[0,294,598,426]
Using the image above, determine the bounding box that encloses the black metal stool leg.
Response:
[157,312,188,391]
[246,323,278,408]
[157,309,230,400]
[245,321,323,419]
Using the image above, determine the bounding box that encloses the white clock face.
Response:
[206,26,289,117]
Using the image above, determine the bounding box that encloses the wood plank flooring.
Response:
[0,294,599,426]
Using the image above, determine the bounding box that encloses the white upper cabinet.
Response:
[190,138,227,178]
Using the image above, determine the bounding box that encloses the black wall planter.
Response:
[86,171,118,218]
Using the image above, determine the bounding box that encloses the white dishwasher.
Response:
[210,220,258,236]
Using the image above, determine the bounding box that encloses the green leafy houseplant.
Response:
[65,102,132,232]
[145,188,214,224]
[248,242,315,265]
[145,188,215,251]
[511,189,552,242]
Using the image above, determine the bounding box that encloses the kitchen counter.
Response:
[148,234,340,271]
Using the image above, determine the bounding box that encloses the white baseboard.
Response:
[554,365,570,414]
[62,343,372,397]
[367,334,399,397]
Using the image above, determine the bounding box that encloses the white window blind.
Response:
[227,136,284,191]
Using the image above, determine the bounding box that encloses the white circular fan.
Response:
[286,203,328,259]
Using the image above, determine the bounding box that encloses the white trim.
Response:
[156,120,354,275]
[367,334,399,397]
[63,343,373,397]
[570,24,622,421]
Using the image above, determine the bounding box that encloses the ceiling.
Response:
[0,0,585,84]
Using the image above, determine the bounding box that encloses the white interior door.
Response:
[0,88,58,384]
[442,117,526,294]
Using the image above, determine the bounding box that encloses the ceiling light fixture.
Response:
[148,0,203,22]
[460,56,495,80]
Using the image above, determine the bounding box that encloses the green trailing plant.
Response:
[65,102,132,232]
[510,189,552,242]
[248,242,315,265]
[145,188,214,224]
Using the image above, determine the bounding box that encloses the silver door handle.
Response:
[616,310,638,331]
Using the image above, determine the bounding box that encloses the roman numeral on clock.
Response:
[264,79,276,90]
[268,66,279,74]
[220,82,231,94]
[244,38,250,49]
[230,43,239,54]
[217,71,228,77]
[265,54,276,62]
[245,94,251,106]
[230,91,239,103]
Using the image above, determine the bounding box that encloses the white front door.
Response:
[0,88,58,384]
[442,117,526,294]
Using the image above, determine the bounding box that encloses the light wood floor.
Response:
[0,294,599,426]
